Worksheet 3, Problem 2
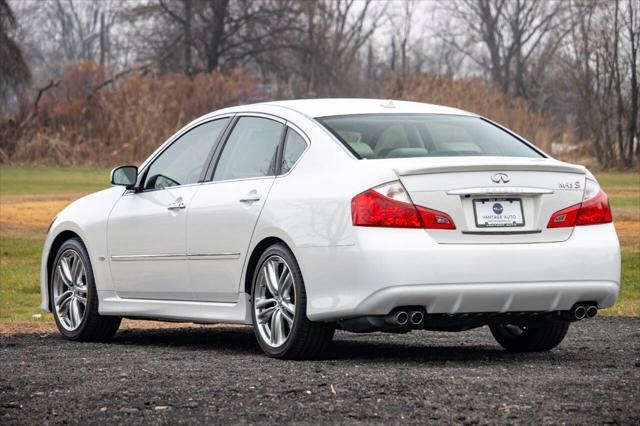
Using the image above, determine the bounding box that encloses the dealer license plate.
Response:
[473,198,525,228]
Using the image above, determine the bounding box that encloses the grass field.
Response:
[0,165,638,323]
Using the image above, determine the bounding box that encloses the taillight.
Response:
[576,188,612,225]
[547,203,580,228]
[547,179,612,228]
[351,181,456,230]
[416,206,456,230]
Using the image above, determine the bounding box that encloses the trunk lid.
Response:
[393,157,586,244]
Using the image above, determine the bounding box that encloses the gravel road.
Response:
[1,317,638,425]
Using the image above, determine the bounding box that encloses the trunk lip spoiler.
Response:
[394,163,586,176]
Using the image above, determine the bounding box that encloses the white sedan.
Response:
[40,99,620,359]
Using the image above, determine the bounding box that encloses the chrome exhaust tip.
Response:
[574,305,587,320]
[386,311,409,326]
[586,305,598,318]
[409,311,424,325]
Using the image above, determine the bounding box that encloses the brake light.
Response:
[576,190,612,225]
[547,179,612,228]
[351,181,456,229]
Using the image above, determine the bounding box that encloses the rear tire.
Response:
[50,238,121,341]
[489,320,570,352]
[250,243,334,359]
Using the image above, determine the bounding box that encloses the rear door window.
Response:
[213,117,284,181]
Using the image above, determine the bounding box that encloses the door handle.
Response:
[239,191,261,203]
[167,201,186,210]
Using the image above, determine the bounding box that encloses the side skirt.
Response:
[98,291,252,324]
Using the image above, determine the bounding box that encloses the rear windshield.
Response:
[317,114,543,159]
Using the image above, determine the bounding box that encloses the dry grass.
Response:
[1,63,257,166]
[0,199,74,227]
[386,74,560,154]
[1,62,606,168]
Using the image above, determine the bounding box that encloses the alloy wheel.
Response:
[253,255,296,348]
[52,249,88,331]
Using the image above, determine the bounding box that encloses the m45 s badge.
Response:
[558,181,582,189]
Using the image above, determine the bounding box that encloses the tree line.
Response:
[1,0,638,169]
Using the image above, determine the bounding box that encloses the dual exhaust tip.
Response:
[386,303,598,326]
[386,309,425,327]
[573,304,598,320]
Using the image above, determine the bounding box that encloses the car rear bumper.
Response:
[350,281,618,317]
[298,223,620,321]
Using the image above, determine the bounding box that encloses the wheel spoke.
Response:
[281,309,294,327]
[257,306,276,324]
[70,255,81,283]
[265,260,279,296]
[76,294,87,306]
[74,263,86,288]
[68,297,77,327]
[60,256,74,284]
[281,300,295,316]
[255,298,276,309]
[58,294,73,314]
[57,264,72,287]
[279,270,293,298]
[55,290,73,307]
[270,310,284,346]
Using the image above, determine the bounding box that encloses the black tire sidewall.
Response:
[490,321,570,352]
[50,238,98,340]
[250,244,308,358]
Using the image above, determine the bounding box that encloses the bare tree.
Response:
[127,0,384,97]
[0,0,30,107]
[441,0,571,101]
[385,0,416,93]
[127,0,299,75]
[561,0,638,168]
[265,0,386,97]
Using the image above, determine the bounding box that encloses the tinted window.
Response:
[213,117,283,181]
[281,129,307,174]
[144,118,229,190]
[318,114,542,159]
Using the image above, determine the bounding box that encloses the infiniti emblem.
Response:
[491,172,510,184]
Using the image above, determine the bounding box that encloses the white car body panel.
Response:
[186,176,276,302]
[40,99,620,326]
[108,185,200,300]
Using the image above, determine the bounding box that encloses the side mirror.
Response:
[110,165,138,189]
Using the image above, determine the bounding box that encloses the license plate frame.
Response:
[473,198,525,228]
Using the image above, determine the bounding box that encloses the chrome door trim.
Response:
[111,252,241,261]
[187,252,241,260]
[111,254,185,261]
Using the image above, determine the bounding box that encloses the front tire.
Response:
[489,320,570,352]
[50,238,121,341]
[250,243,334,359]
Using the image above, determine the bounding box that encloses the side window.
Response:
[144,118,229,190]
[213,117,283,181]
[281,129,307,174]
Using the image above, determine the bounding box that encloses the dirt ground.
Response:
[1,317,638,425]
